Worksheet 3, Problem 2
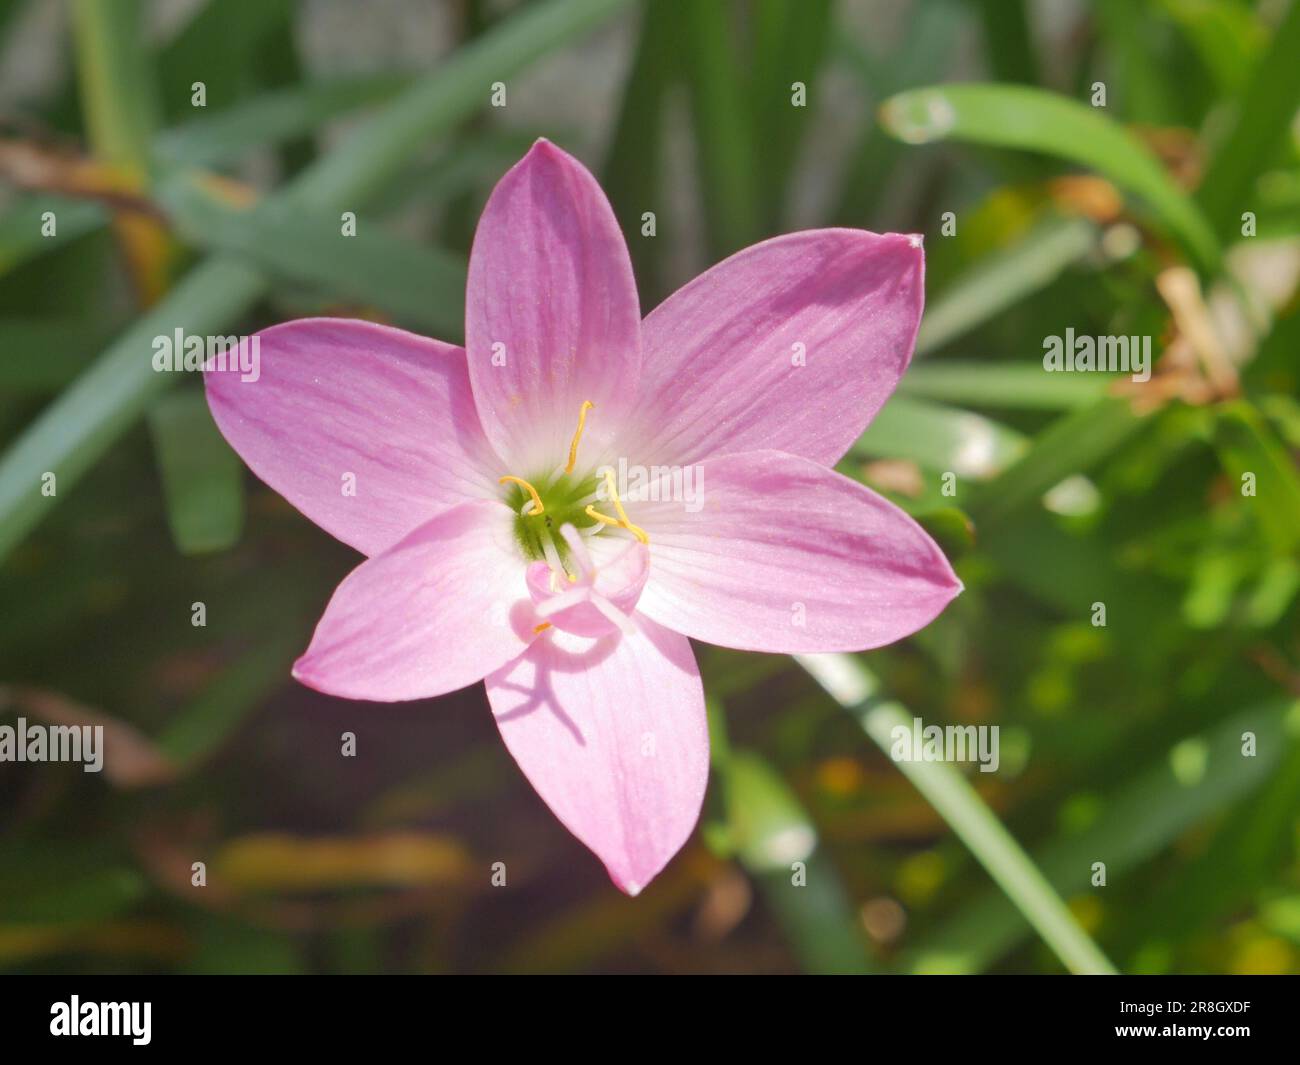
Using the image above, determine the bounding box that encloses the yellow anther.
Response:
[565,400,595,474]
[584,468,649,544]
[499,475,544,515]
[533,621,552,634]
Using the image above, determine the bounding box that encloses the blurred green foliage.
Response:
[1,0,1298,974]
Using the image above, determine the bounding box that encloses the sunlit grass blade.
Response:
[880,83,1219,270]
[727,751,876,973]
[290,0,634,211]
[71,0,157,181]
[902,698,1297,974]
[897,359,1111,410]
[852,394,1027,480]
[707,699,874,973]
[796,652,1118,975]
[71,0,175,303]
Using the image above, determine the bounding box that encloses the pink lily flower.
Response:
[205,140,960,895]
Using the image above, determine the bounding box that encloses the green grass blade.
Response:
[727,750,876,973]
[601,0,676,305]
[680,1,761,257]
[751,0,832,228]
[903,698,1296,973]
[916,215,1100,355]
[1194,0,1300,238]
[71,0,157,180]
[146,388,245,554]
[1213,400,1300,554]
[853,394,1028,480]
[897,360,1112,410]
[880,83,1219,270]
[832,0,967,226]
[0,196,108,276]
[969,397,1147,526]
[796,652,1118,975]
[707,699,874,973]
[155,74,413,167]
[972,0,1039,85]
[160,178,467,338]
[291,0,633,210]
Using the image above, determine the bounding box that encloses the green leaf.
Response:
[853,394,1028,480]
[160,178,467,338]
[832,0,967,226]
[897,359,1112,410]
[750,0,832,227]
[146,388,245,554]
[728,750,876,974]
[0,317,115,392]
[0,254,266,564]
[708,700,874,974]
[155,74,413,167]
[602,0,677,303]
[796,652,1117,975]
[71,0,158,180]
[154,0,294,123]
[1156,0,1265,95]
[1213,400,1300,554]
[0,844,145,924]
[972,0,1039,85]
[1193,0,1300,236]
[970,397,1147,526]
[880,83,1219,270]
[681,2,761,257]
[0,196,108,276]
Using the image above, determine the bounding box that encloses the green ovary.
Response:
[502,471,602,563]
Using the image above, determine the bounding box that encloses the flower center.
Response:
[497,400,649,572]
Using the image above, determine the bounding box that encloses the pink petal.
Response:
[293,500,535,701]
[205,317,501,557]
[487,615,708,895]
[634,450,961,653]
[465,140,642,474]
[632,229,924,468]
